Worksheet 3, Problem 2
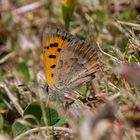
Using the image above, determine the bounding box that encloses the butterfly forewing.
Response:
[54,37,99,91]
[43,25,68,88]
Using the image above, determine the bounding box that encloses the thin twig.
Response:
[0,52,15,64]
[13,126,73,140]
[97,42,121,62]
[117,21,140,29]
[108,81,120,91]
[114,20,140,47]
[0,82,23,115]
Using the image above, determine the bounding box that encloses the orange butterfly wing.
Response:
[42,25,68,88]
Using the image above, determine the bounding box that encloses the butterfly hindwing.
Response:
[54,36,98,91]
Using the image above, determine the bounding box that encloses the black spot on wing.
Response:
[48,55,56,58]
[50,64,56,68]
[54,42,58,47]
[50,43,54,47]
[57,48,61,52]
[49,43,58,48]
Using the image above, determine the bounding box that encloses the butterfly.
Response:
[42,24,99,95]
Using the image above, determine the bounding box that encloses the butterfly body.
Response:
[42,24,98,94]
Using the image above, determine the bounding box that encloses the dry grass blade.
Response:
[0,82,23,115]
